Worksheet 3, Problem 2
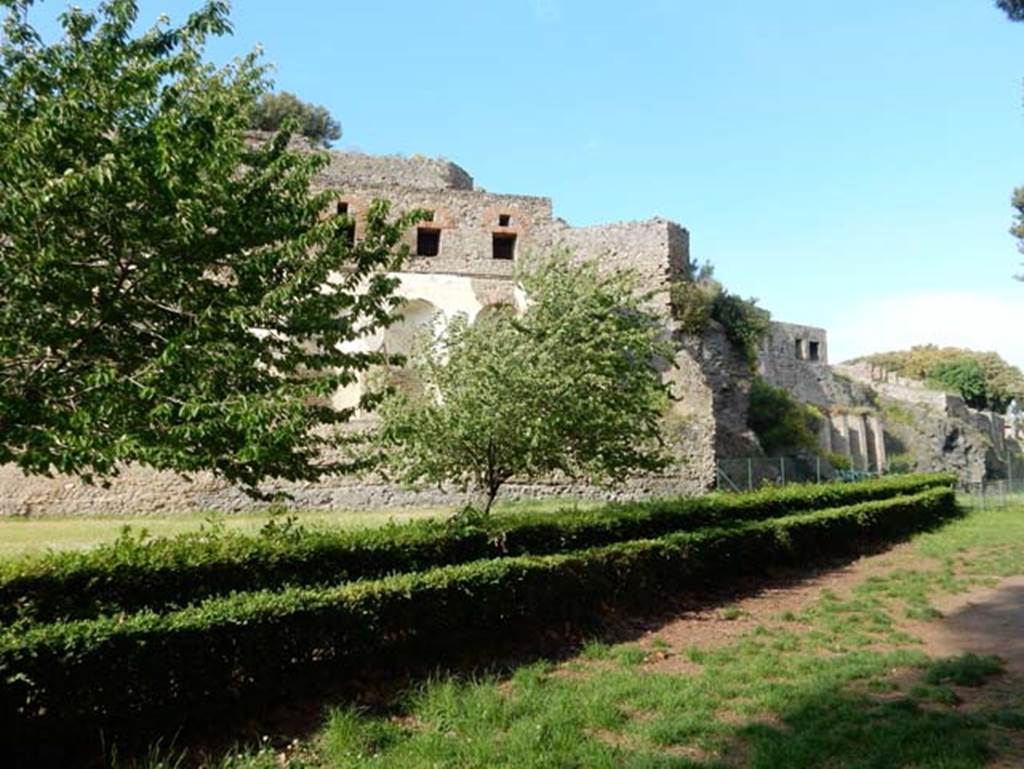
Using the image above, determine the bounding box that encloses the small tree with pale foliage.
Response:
[373,251,674,514]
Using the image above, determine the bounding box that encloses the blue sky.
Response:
[31,1,1024,366]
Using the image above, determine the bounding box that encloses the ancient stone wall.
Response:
[835,361,1021,482]
[0,463,718,517]
[679,323,760,459]
[755,321,891,470]
[319,151,474,191]
[0,148,725,516]
[758,321,838,407]
[247,134,475,192]
[762,321,828,364]
[835,362,952,410]
[562,219,689,296]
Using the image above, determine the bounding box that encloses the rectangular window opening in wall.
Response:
[337,201,355,247]
[492,233,516,260]
[794,338,804,360]
[498,213,511,227]
[809,341,820,362]
[416,228,441,257]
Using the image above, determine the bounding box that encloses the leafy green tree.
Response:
[997,0,1024,21]
[0,0,418,490]
[251,91,342,147]
[927,359,990,409]
[373,251,673,514]
[856,345,1023,411]
[747,377,822,456]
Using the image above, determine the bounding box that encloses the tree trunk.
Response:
[482,483,500,516]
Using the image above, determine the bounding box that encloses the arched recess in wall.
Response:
[332,299,444,411]
[379,299,444,393]
[382,299,443,357]
[473,303,517,324]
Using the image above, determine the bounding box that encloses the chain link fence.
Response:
[717,455,1024,507]
[715,456,880,492]
[958,450,1024,506]
[958,478,1024,508]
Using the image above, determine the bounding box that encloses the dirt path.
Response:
[615,545,1024,767]
[628,542,929,653]
[622,542,1024,674]
[915,576,1024,672]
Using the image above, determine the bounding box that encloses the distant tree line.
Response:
[855,345,1024,412]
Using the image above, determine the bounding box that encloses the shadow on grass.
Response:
[699,656,1013,769]
[259,654,1019,769]
[718,687,998,769]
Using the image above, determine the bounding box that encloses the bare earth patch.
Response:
[910,576,1024,672]
[640,648,703,675]
[626,542,931,655]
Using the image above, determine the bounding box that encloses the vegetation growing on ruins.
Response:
[854,345,1024,411]
[747,377,823,456]
[712,291,772,368]
[668,278,716,334]
[670,267,772,368]
[881,400,918,427]
[372,251,672,514]
[927,358,991,409]
[250,90,342,147]
[824,451,854,471]
[886,451,918,474]
[0,1,419,491]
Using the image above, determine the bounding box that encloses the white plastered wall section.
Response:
[330,270,519,412]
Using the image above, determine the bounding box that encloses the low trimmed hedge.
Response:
[0,473,954,625]
[0,486,957,743]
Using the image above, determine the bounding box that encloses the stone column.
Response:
[866,414,886,473]
[992,414,1006,454]
[850,415,869,471]
[831,414,851,463]
[819,413,833,454]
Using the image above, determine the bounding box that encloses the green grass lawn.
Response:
[123,500,1024,769]
[0,509,440,558]
[0,497,606,558]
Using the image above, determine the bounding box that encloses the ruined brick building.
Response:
[0,150,871,514]
[758,322,887,475]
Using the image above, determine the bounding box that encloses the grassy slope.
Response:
[141,501,1024,769]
